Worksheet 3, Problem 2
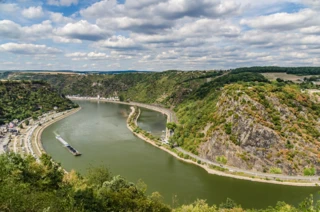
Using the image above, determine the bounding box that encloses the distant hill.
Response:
[0,70,154,74]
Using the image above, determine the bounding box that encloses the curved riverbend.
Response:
[65,98,320,186]
[40,101,320,209]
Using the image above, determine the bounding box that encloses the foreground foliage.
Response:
[0,153,319,212]
[0,153,171,212]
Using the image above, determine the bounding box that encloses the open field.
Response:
[262,72,320,83]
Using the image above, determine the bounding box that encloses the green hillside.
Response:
[0,81,77,124]
[173,79,320,175]
[7,71,222,106]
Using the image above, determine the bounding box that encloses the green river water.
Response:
[42,101,320,209]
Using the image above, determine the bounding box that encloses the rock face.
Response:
[198,84,320,175]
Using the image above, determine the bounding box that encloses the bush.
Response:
[224,123,232,135]
[216,156,228,165]
[304,167,316,176]
[270,167,282,174]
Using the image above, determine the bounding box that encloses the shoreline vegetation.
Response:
[33,97,320,187]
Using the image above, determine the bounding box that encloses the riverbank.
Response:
[126,106,319,187]
[10,107,83,160]
[33,107,82,156]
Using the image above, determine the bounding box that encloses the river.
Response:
[41,101,320,209]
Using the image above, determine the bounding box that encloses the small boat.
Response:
[56,135,81,156]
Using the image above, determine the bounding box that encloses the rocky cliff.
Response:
[196,83,320,175]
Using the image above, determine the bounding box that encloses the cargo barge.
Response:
[55,135,81,156]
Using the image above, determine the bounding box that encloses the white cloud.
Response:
[132,33,177,44]
[65,51,108,60]
[0,3,19,13]
[240,9,317,31]
[50,12,74,23]
[177,18,241,38]
[22,6,44,19]
[87,52,108,59]
[97,16,171,34]
[80,0,117,18]
[154,0,240,19]
[65,52,87,57]
[0,20,22,39]
[52,36,81,43]
[0,20,53,40]
[303,0,320,9]
[0,43,62,55]
[156,50,179,60]
[125,0,166,9]
[22,21,53,39]
[300,26,320,34]
[47,0,78,7]
[54,20,109,41]
[96,35,143,50]
[300,35,320,45]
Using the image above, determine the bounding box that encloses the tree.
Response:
[86,166,111,188]
[166,122,177,131]
[219,198,239,209]
[119,95,124,102]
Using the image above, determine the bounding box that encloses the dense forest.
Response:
[0,81,77,124]
[0,153,319,212]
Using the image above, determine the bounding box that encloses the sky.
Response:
[0,0,319,71]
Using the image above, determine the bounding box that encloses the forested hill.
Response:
[6,70,223,106]
[0,81,77,124]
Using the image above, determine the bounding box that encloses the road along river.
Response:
[41,101,320,209]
